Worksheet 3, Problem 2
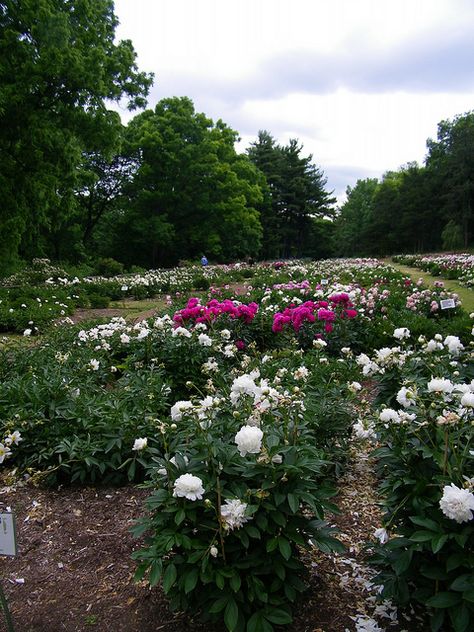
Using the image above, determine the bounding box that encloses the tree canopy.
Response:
[0,0,153,269]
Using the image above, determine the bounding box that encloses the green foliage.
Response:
[109,97,264,268]
[0,0,152,268]
[364,340,474,631]
[132,372,344,631]
[247,131,335,259]
[442,221,464,251]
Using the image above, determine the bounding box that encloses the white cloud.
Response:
[112,0,474,201]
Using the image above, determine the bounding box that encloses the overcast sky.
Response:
[112,0,474,204]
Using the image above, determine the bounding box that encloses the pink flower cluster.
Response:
[173,297,259,326]
[272,293,357,334]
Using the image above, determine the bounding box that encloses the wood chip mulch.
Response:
[1,444,428,631]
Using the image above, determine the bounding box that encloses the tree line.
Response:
[0,0,335,272]
[335,110,474,256]
[1,1,473,274]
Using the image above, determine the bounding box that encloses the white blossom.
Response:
[198,333,212,347]
[170,400,194,421]
[220,499,250,530]
[444,335,464,356]
[234,425,263,457]
[374,527,389,544]
[427,378,454,394]
[461,392,474,408]
[439,484,474,523]
[396,386,416,408]
[0,443,12,463]
[379,408,400,424]
[132,437,148,451]
[393,327,410,340]
[173,474,205,501]
[172,326,192,338]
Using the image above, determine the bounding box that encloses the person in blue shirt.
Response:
[201,255,208,267]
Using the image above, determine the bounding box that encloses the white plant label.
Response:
[0,512,17,556]
[320,279,329,285]
[440,299,456,310]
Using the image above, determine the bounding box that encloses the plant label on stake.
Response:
[320,279,329,286]
[0,513,17,557]
[440,299,456,310]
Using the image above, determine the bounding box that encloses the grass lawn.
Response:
[386,259,474,313]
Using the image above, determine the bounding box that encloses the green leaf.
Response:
[162,563,177,593]
[410,530,435,543]
[149,560,162,587]
[447,553,466,572]
[184,567,199,594]
[450,574,474,592]
[449,603,470,632]
[463,589,474,603]
[278,537,292,561]
[209,597,229,614]
[266,538,278,553]
[245,525,261,539]
[263,608,292,625]
[393,549,413,575]
[287,493,299,513]
[431,534,449,554]
[425,592,462,608]
[224,598,239,632]
[216,572,225,590]
[230,573,241,593]
[175,508,186,526]
[409,516,440,532]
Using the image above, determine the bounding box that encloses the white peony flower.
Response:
[23,328,32,336]
[210,546,218,557]
[220,499,250,530]
[396,386,416,408]
[348,381,362,393]
[132,437,148,451]
[172,326,192,338]
[313,338,327,349]
[4,430,22,446]
[234,425,263,456]
[444,335,464,356]
[198,333,212,347]
[439,483,474,523]
[89,359,100,371]
[293,366,309,380]
[173,474,205,501]
[374,527,389,544]
[170,400,194,421]
[0,443,12,463]
[379,408,400,424]
[393,327,410,340]
[353,420,376,440]
[427,378,454,394]
[461,392,474,408]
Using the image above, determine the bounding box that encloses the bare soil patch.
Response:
[0,446,426,632]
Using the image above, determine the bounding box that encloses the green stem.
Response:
[0,580,15,632]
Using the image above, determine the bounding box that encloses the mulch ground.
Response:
[0,445,428,632]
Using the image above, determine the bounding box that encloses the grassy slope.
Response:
[385,259,474,313]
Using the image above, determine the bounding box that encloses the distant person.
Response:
[201,255,208,267]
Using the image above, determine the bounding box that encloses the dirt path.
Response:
[0,440,426,632]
